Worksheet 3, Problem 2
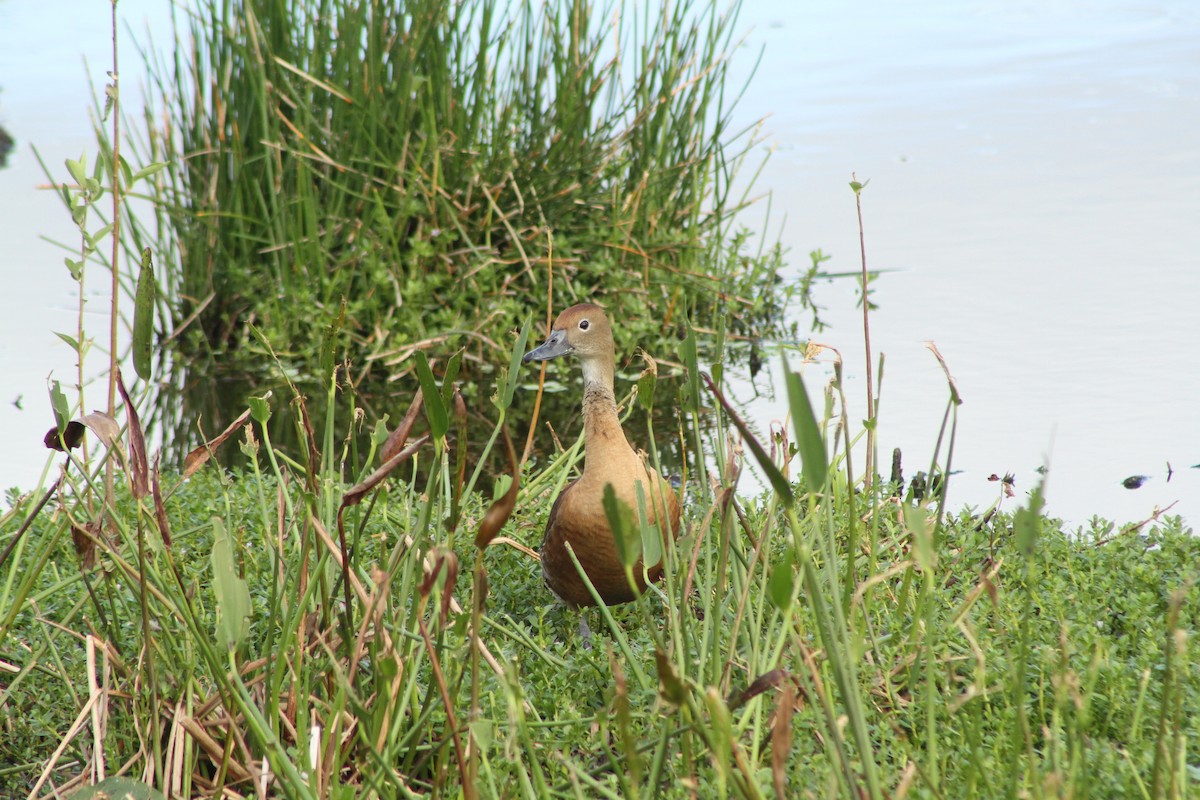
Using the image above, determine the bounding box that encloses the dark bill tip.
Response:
[523,329,572,363]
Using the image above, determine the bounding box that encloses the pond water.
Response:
[1,0,1196,527]
[721,0,1199,527]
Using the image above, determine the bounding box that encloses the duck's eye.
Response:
[579,319,590,331]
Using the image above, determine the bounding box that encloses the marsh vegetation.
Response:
[1,1,1196,798]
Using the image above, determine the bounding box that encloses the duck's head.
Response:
[523,303,614,365]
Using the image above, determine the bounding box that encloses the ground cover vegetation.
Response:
[1,0,1198,798]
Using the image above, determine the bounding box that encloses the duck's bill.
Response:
[523,329,573,362]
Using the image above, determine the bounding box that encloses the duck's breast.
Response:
[539,476,650,606]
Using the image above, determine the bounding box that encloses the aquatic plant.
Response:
[120,0,808,460]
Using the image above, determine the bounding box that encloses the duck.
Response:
[523,303,681,607]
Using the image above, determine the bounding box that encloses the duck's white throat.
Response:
[580,358,613,396]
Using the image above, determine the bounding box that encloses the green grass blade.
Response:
[415,350,449,441]
[132,247,155,381]
[783,355,827,492]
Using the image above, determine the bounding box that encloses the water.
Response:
[0,0,176,492]
[1,0,1196,527]
[723,0,1200,527]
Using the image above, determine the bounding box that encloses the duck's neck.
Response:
[580,354,633,472]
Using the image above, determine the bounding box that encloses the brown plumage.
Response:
[523,303,681,607]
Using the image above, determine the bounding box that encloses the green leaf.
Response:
[55,331,80,351]
[248,393,272,424]
[441,348,463,410]
[904,505,936,572]
[62,260,84,281]
[211,517,252,651]
[102,83,116,121]
[132,247,156,381]
[679,317,701,416]
[415,350,448,440]
[1015,481,1045,556]
[49,381,71,432]
[131,161,168,185]
[65,154,87,186]
[783,357,828,492]
[492,473,513,501]
[654,648,686,706]
[634,482,663,569]
[641,523,663,572]
[704,687,733,795]
[117,153,134,187]
[768,548,796,610]
[498,317,532,411]
[71,776,166,800]
[712,310,726,388]
[603,483,640,571]
[371,416,390,447]
[469,719,494,754]
[636,354,657,413]
[318,301,346,382]
[90,223,115,245]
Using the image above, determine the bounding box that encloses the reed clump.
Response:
[125,0,806,460]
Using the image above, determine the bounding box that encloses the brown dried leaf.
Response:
[381,390,424,464]
[982,572,999,606]
[341,434,430,508]
[152,461,172,548]
[473,567,489,616]
[805,340,841,364]
[453,386,467,431]
[182,407,254,478]
[729,668,791,711]
[241,421,259,456]
[475,426,519,549]
[116,368,148,499]
[70,521,102,570]
[637,349,658,378]
[420,547,459,625]
[654,648,686,707]
[295,394,319,492]
[925,340,963,405]
[452,386,468,495]
[80,412,120,448]
[772,679,796,800]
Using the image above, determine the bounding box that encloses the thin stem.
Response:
[852,174,875,495]
[105,0,122,521]
[522,232,554,466]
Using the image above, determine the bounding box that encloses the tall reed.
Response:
[121,0,804,463]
